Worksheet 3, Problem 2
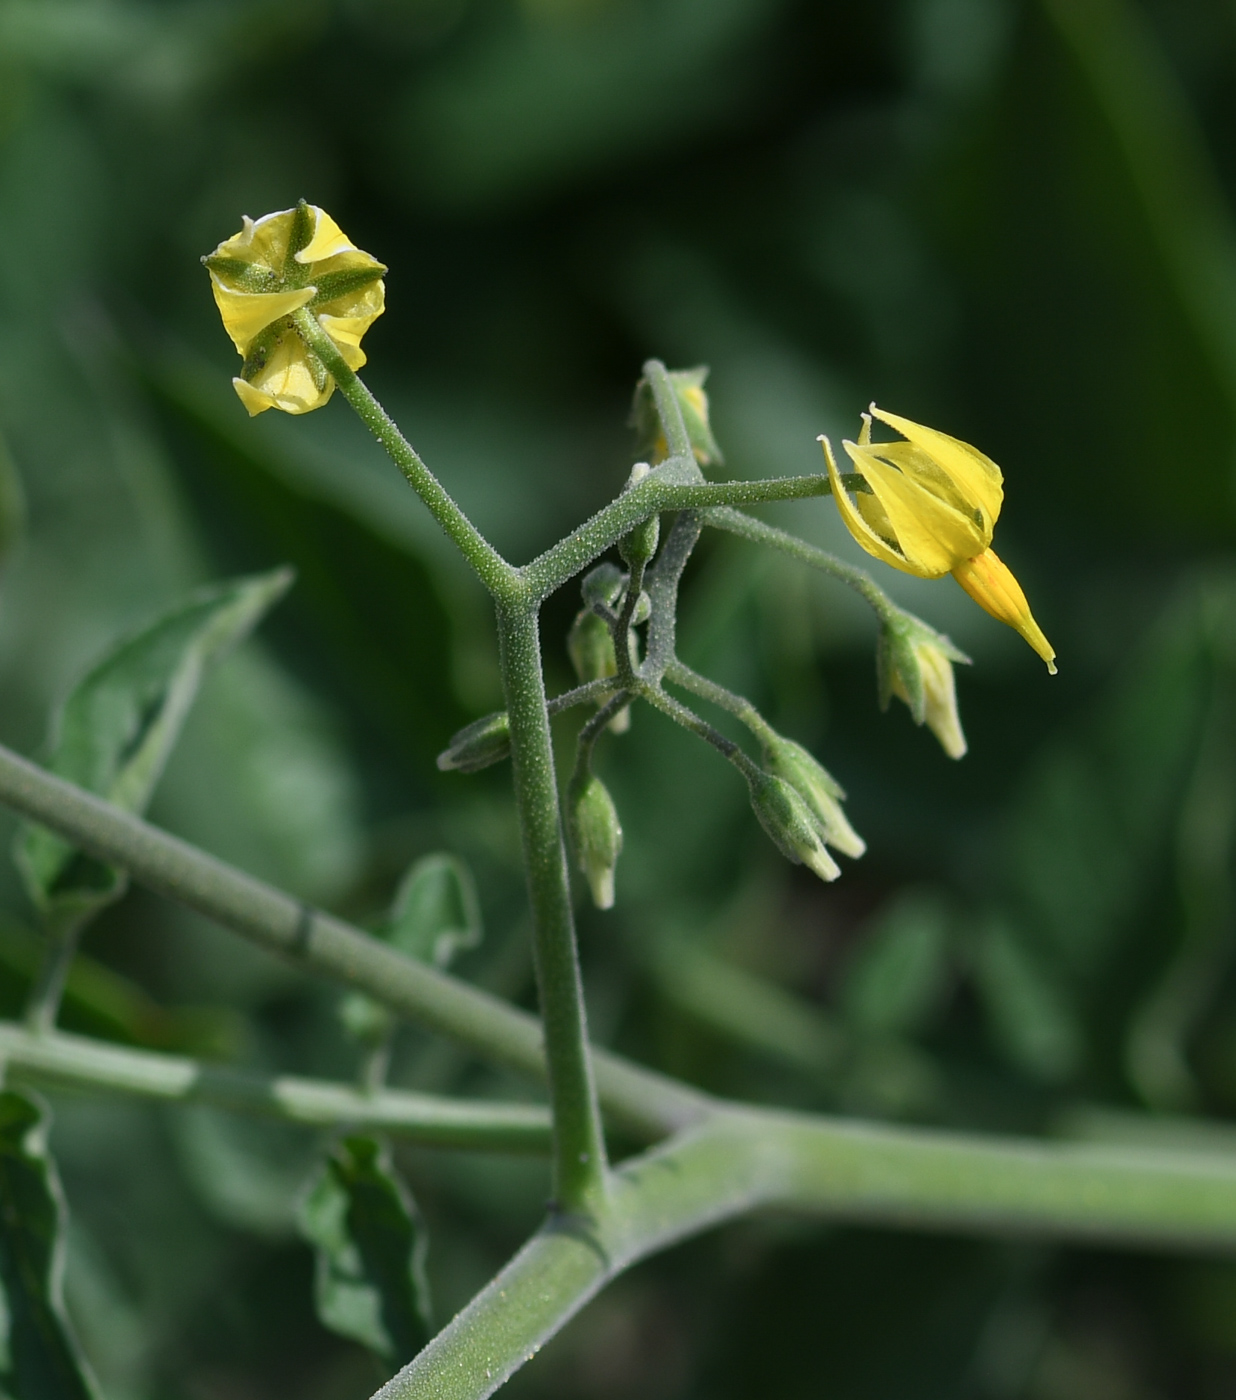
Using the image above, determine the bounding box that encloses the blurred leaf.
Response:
[0,1089,100,1400]
[0,428,24,570]
[14,568,292,927]
[298,1134,430,1365]
[384,852,482,970]
[838,890,953,1038]
[972,917,1083,1083]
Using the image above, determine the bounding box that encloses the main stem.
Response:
[496,592,608,1214]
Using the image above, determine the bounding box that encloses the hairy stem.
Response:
[706,505,897,617]
[495,596,608,1212]
[292,310,515,596]
[0,1023,551,1151]
[375,1106,1236,1400]
[0,742,709,1141]
[664,658,773,744]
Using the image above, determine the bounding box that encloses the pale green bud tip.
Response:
[437,712,511,773]
[570,775,623,910]
[763,737,866,859]
[880,619,969,760]
[567,608,617,685]
[749,774,841,883]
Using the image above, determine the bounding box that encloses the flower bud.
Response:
[569,774,623,909]
[630,366,723,467]
[748,773,840,883]
[620,463,661,567]
[203,201,386,417]
[763,737,865,859]
[437,711,511,773]
[581,561,624,610]
[878,616,969,760]
[567,608,618,686]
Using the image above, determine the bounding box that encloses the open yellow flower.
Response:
[203,202,386,416]
[821,406,1056,672]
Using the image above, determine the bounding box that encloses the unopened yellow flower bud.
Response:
[569,774,623,909]
[822,405,1055,670]
[203,201,386,417]
[879,619,969,760]
[631,366,723,467]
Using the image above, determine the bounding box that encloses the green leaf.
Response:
[298,1135,431,1365]
[15,568,293,926]
[384,852,482,970]
[0,1090,100,1400]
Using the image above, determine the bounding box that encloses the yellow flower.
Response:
[821,406,1056,672]
[203,202,386,416]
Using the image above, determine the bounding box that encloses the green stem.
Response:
[24,909,90,1034]
[706,506,897,618]
[376,1106,1236,1400]
[642,359,698,468]
[0,741,708,1142]
[664,659,774,744]
[610,557,646,689]
[495,596,609,1213]
[0,1023,551,1152]
[522,475,833,603]
[638,683,763,785]
[292,310,515,596]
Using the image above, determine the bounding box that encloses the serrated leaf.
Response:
[15,568,293,927]
[298,1135,430,1365]
[383,852,482,969]
[0,1090,100,1400]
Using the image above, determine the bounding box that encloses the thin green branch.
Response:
[547,678,622,716]
[496,599,609,1212]
[0,741,710,1143]
[292,310,516,597]
[637,683,762,784]
[375,1106,1236,1400]
[706,505,897,617]
[522,474,833,603]
[643,510,703,678]
[642,359,698,468]
[0,1023,551,1152]
[663,659,773,745]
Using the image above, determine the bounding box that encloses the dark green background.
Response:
[3,0,1236,1395]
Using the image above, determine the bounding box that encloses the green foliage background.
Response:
[3,0,1236,1395]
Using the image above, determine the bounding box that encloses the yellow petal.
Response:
[232,377,277,416]
[819,435,914,573]
[242,335,334,415]
[209,277,315,355]
[952,548,1056,672]
[295,207,356,264]
[869,405,1004,530]
[845,442,988,575]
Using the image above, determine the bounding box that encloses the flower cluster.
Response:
[203,202,385,416]
[822,406,1056,672]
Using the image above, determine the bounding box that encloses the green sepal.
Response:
[298,1134,431,1366]
[567,609,617,686]
[308,265,388,310]
[569,774,623,909]
[629,365,723,467]
[282,198,316,274]
[201,255,280,291]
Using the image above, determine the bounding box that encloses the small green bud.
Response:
[619,463,661,568]
[568,608,618,686]
[630,366,723,467]
[748,772,840,883]
[763,736,865,859]
[878,615,970,760]
[437,711,511,773]
[338,990,395,1044]
[581,561,625,611]
[569,774,623,909]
